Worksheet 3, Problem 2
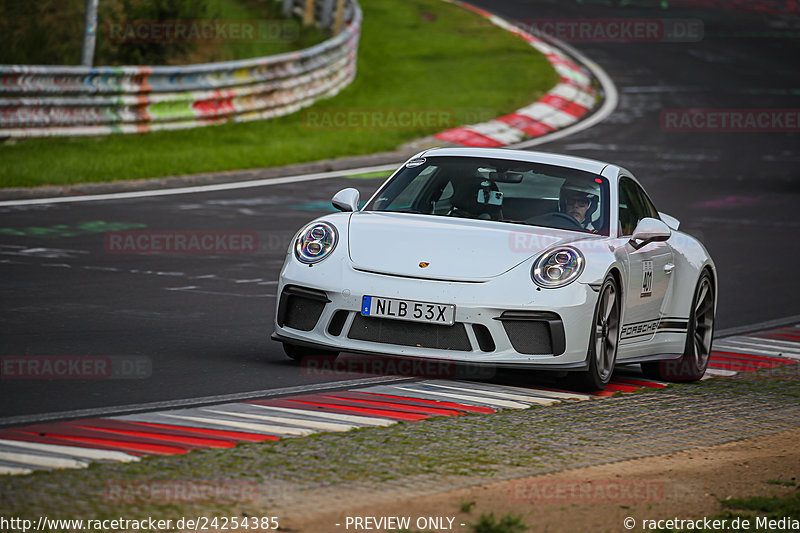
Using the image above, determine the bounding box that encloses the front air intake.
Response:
[277,286,329,332]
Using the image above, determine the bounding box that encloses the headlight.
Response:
[294,222,338,264]
[532,246,584,288]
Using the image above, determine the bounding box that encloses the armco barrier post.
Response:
[304,0,317,25]
[334,0,346,34]
[80,0,99,66]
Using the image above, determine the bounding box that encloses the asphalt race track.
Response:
[1,1,798,420]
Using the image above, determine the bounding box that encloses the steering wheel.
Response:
[529,211,585,231]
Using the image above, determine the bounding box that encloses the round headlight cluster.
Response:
[294,222,338,264]
[532,246,585,288]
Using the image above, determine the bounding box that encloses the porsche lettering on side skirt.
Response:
[362,296,455,326]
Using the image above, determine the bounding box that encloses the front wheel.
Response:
[642,270,715,381]
[575,273,620,390]
[283,342,339,362]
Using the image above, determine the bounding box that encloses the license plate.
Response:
[361,296,455,326]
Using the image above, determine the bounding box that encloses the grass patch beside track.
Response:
[0,0,558,188]
[2,365,799,527]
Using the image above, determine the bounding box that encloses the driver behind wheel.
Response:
[559,181,599,232]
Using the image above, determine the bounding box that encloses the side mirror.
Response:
[658,212,680,231]
[332,188,360,212]
[629,217,671,249]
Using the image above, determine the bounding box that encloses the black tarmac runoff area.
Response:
[1,1,798,420]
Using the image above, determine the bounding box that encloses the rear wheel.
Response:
[642,270,715,381]
[575,273,620,390]
[282,342,339,362]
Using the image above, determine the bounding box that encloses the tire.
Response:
[642,270,715,382]
[575,273,621,391]
[282,342,339,362]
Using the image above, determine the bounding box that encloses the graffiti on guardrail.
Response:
[0,0,362,138]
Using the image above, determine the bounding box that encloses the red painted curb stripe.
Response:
[546,53,583,73]
[284,400,427,421]
[321,393,462,417]
[558,76,593,92]
[708,362,761,372]
[78,419,243,444]
[11,431,186,455]
[13,423,199,452]
[612,378,668,388]
[591,390,617,397]
[539,94,589,118]
[299,393,445,416]
[434,127,504,147]
[73,424,235,448]
[710,356,778,369]
[128,421,278,442]
[496,114,555,136]
[603,383,641,393]
[0,431,140,455]
[359,393,496,414]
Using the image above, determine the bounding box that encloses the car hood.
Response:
[347,212,592,281]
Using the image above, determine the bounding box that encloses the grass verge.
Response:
[0,0,558,188]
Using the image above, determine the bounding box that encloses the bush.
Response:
[0,0,218,66]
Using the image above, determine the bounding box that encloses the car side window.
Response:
[381,166,438,211]
[618,177,656,236]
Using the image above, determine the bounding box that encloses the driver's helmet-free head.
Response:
[559,180,599,225]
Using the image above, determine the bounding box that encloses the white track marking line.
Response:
[247,404,395,427]
[714,342,800,358]
[422,382,559,405]
[737,336,800,347]
[0,439,139,463]
[704,368,738,377]
[160,414,313,437]
[455,382,594,401]
[200,408,354,432]
[725,337,800,352]
[0,465,33,475]
[0,451,88,469]
[392,386,529,409]
[713,343,787,356]
[0,164,399,207]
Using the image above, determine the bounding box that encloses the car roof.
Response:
[418,147,616,177]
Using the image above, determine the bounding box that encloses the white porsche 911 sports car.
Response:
[272,148,716,389]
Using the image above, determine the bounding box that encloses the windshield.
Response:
[364,156,611,235]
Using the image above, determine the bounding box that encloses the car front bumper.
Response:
[273,254,599,370]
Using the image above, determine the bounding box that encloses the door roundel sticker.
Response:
[641,260,653,298]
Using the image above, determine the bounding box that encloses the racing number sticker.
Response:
[641,260,653,298]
